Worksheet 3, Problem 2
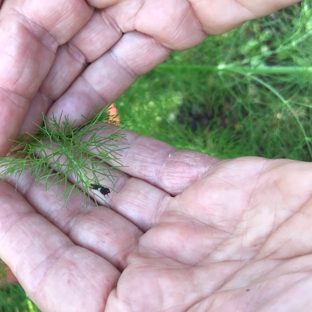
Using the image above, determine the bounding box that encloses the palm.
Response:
[109,156,312,311]
[1,132,312,311]
[0,0,299,155]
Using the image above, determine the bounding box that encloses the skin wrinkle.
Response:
[8,217,40,273]
[121,132,149,168]
[0,86,29,112]
[114,178,155,229]
[52,182,141,267]
[262,274,306,306]
[223,187,277,263]
[109,0,144,33]
[65,41,88,67]
[207,218,263,262]
[59,49,137,112]
[230,259,278,288]
[44,250,111,308]
[110,32,171,76]
[188,270,235,311]
[39,13,121,99]
[159,150,213,194]
[79,72,109,104]
[233,195,270,259]
[114,234,138,269]
[25,244,72,293]
[67,210,92,237]
[253,189,310,261]
[239,194,275,260]
[147,211,232,265]
[54,8,93,42]
[0,212,22,253]
[108,48,138,81]
[235,0,302,17]
[169,2,206,49]
[258,208,312,261]
[20,175,138,271]
[10,9,59,53]
[270,257,312,279]
[188,0,253,34]
[13,1,93,45]
[0,40,36,95]
[240,194,312,264]
[37,80,61,104]
[134,0,204,50]
[0,17,55,102]
[242,159,271,214]
[206,262,252,301]
[0,41,34,97]
[72,259,99,293]
[150,192,171,227]
[35,90,51,108]
[70,10,122,63]
[31,246,77,303]
[99,9,123,42]
[257,275,312,311]
[192,262,246,310]
[156,147,179,190]
[234,0,257,18]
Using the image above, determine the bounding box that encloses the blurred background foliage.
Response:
[116,0,312,160]
[1,1,312,311]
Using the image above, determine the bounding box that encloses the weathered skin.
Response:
[0,1,305,311]
[2,127,312,311]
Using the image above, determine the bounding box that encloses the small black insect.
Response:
[91,184,110,197]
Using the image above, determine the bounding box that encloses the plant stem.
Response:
[155,64,312,75]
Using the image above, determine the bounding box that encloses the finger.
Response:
[39,10,122,101]
[78,127,221,230]
[7,170,143,270]
[57,125,220,228]
[0,0,93,155]
[6,123,219,233]
[24,136,170,232]
[88,0,300,40]
[47,31,171,126]
[19,10,123,135]
[104,0,207,49]
[0,182,120,312]
[18,91,53,134]
[236,0,302,19]
[189,0,302,34]
[88,127,221,195]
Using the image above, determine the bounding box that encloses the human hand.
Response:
[0,0,301,155]
[1,129,312,311]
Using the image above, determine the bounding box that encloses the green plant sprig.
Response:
[0,107,127,208]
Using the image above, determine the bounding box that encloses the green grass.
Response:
[0,260,40,311]
[1,1,312,310]
[116,1,312,160]
[0,285,40,312]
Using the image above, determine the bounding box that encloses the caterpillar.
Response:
[91,184,110,197]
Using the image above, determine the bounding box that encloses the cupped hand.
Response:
[1,130,312,311]
[0,0,300,155]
